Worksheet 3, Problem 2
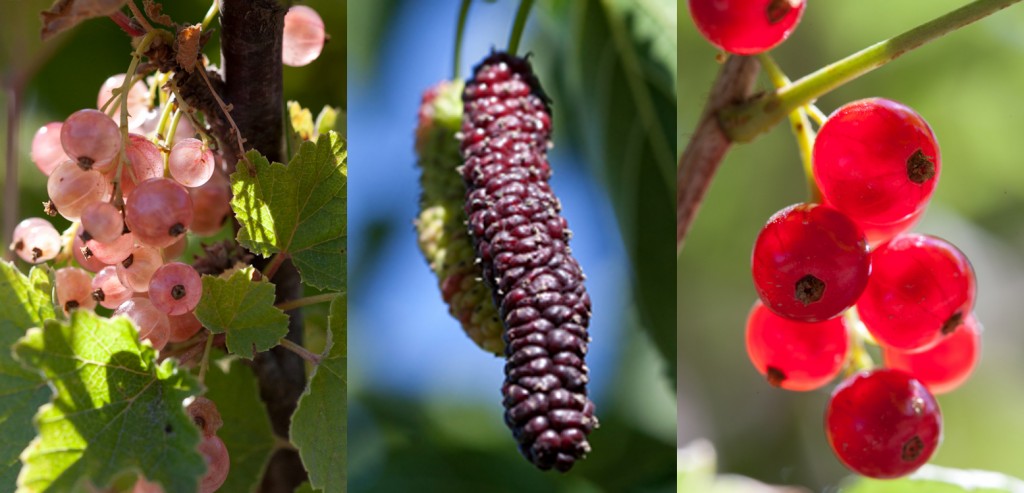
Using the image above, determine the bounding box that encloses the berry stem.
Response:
[197,330,215,384]
[758,53,821,203]
[278,338,322,365]
[452,0,473,80]
[196,65,253,172]
[108,11,146,37]
[126,0,156,33]
[506,0,535,56]
[721,0,1021,143]
[110,29,158,207]
[202,0,221,31]
[274,292,339,312]
[805,103,828,126]
[843,308,875,376]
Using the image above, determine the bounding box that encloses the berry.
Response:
[114,297,170,350]
[96,73,151,130]
[91,265,133,310]
[858,233,975,352]
[31,122,67,176]
[414,80,504,355]
[197,434,229,493]
[61,109,121,169]
[751,203,870,322]
[813,98,940,225]
[46,160,110,220]
[80,201,124,244]
[125,178,194,248]
[84,231,135,265]
[884,314,980,395]
[55,267,97,314]
[116,245,164,293]
[826,369,942,478]
[688,0,806,55]
[148,262,202,316]
[745,300,848,391]
[188,170,232,236]
[168,312,203,343]
[186,396,224,438]
[860,207,923,248]
[162,235,188,261]
[461,52,596,471]
[168,138,215,187]
[115,134,165,199]
[73,233,108,272]
[10,218,61,264]
[282,5,325,67]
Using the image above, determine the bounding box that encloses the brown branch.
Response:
[676,55,761,253]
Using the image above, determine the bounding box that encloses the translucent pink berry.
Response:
[10,218,61,264]
[124,178,194,248]
[31,122,67,176]
[189,170,232,236]
[56,267,97,314]
[97,73,151,130]
[282,5,325,67]
[149,262,202,315]
[116,245,164,293]
[61,109,121,169]
[168,138,215,187]
[46,160,110,220]
[81,201,124,244]
[114,297,170,350]
[91,265,133,309]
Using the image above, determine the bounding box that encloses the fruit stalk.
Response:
[460,52,597,471]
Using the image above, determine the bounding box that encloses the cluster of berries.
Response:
[747,98,979,479]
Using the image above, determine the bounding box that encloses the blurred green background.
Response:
[348,0,676,491]
[679,1,1024,491]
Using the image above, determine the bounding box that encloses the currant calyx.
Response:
[826,369,942,479]
[751,203,870,322]
[461,51,597,472]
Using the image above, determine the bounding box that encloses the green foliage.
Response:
[291,295,347,493]
[203,357,276,493]
[232,131,348,292]
[193,267,289,359]
[843,465,1024,493]
[13,310,204,493]
[0,264,54,491]
[538,0,677,377]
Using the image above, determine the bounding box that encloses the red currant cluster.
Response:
[747,98,979,479]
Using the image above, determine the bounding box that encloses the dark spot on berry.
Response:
[766,0,797,24]
[65,300,79,312]
[941,311,963,335]
[43,201,58,217]
[766,366,787,387]
[76,156,95,171]
[902,435,924,462]
[795,274,825,305]
[13,240,24,251]
[92,289,105,302]
[169,223,186,237]
[31,247,43,261]
[171,284,186,300]
[122,254,134,268]
[193,416,206,429]
[82,246,94,259]
[906,149,935,184]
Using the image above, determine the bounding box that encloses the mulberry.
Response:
[415,80,506,355]
[460,51,597,471]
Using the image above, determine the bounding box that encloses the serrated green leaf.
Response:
[193,267,289,359]
[0,263,54,491]
[540,0,676,380]
[291,294,346,493]
[842,465,1024,493]
[204,357,275,493]
[13,310,204,493]
[232,131,347,291]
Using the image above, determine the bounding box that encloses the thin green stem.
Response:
[507,0,535,56]
[805,103,828,127]
[111,30,159,207]
[197,332,215,384]
[843,308,875,377]
[758,53,821,203]
[279,338,322,365]
[722,0,1022,143]
[452,0,473,80]
[275,292,339,312]
[202,0,220,30]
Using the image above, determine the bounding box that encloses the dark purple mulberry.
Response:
[460,51,597,472]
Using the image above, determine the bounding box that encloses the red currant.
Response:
[813,98,940,225]
[745,300,849,391]
[858,233,975,352]
[859,207,923,249]
[688,0,806,55]
[826,369,942,479]
[884,314,980,395]
[751,203,870,322]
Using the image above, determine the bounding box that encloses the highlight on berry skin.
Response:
[688,0,806,55]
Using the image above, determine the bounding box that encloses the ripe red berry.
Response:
[751,203,870,322]
[884,314,980,395]
[826,369,942,479]
[859,207,923,248]
[744,300,849,391]
[813,98,940,225]
[858,233,975,352]
[688,0,806,55]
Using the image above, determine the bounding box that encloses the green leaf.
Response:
[539,0,677,379]
[13,310,204,493]
[203,357,275,493]
[232,131,347,291]
[842,465,1024,493]
[193,267,289,359]
[291,294,347,493]
[0,263,54,491]
[294,482,318,493]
